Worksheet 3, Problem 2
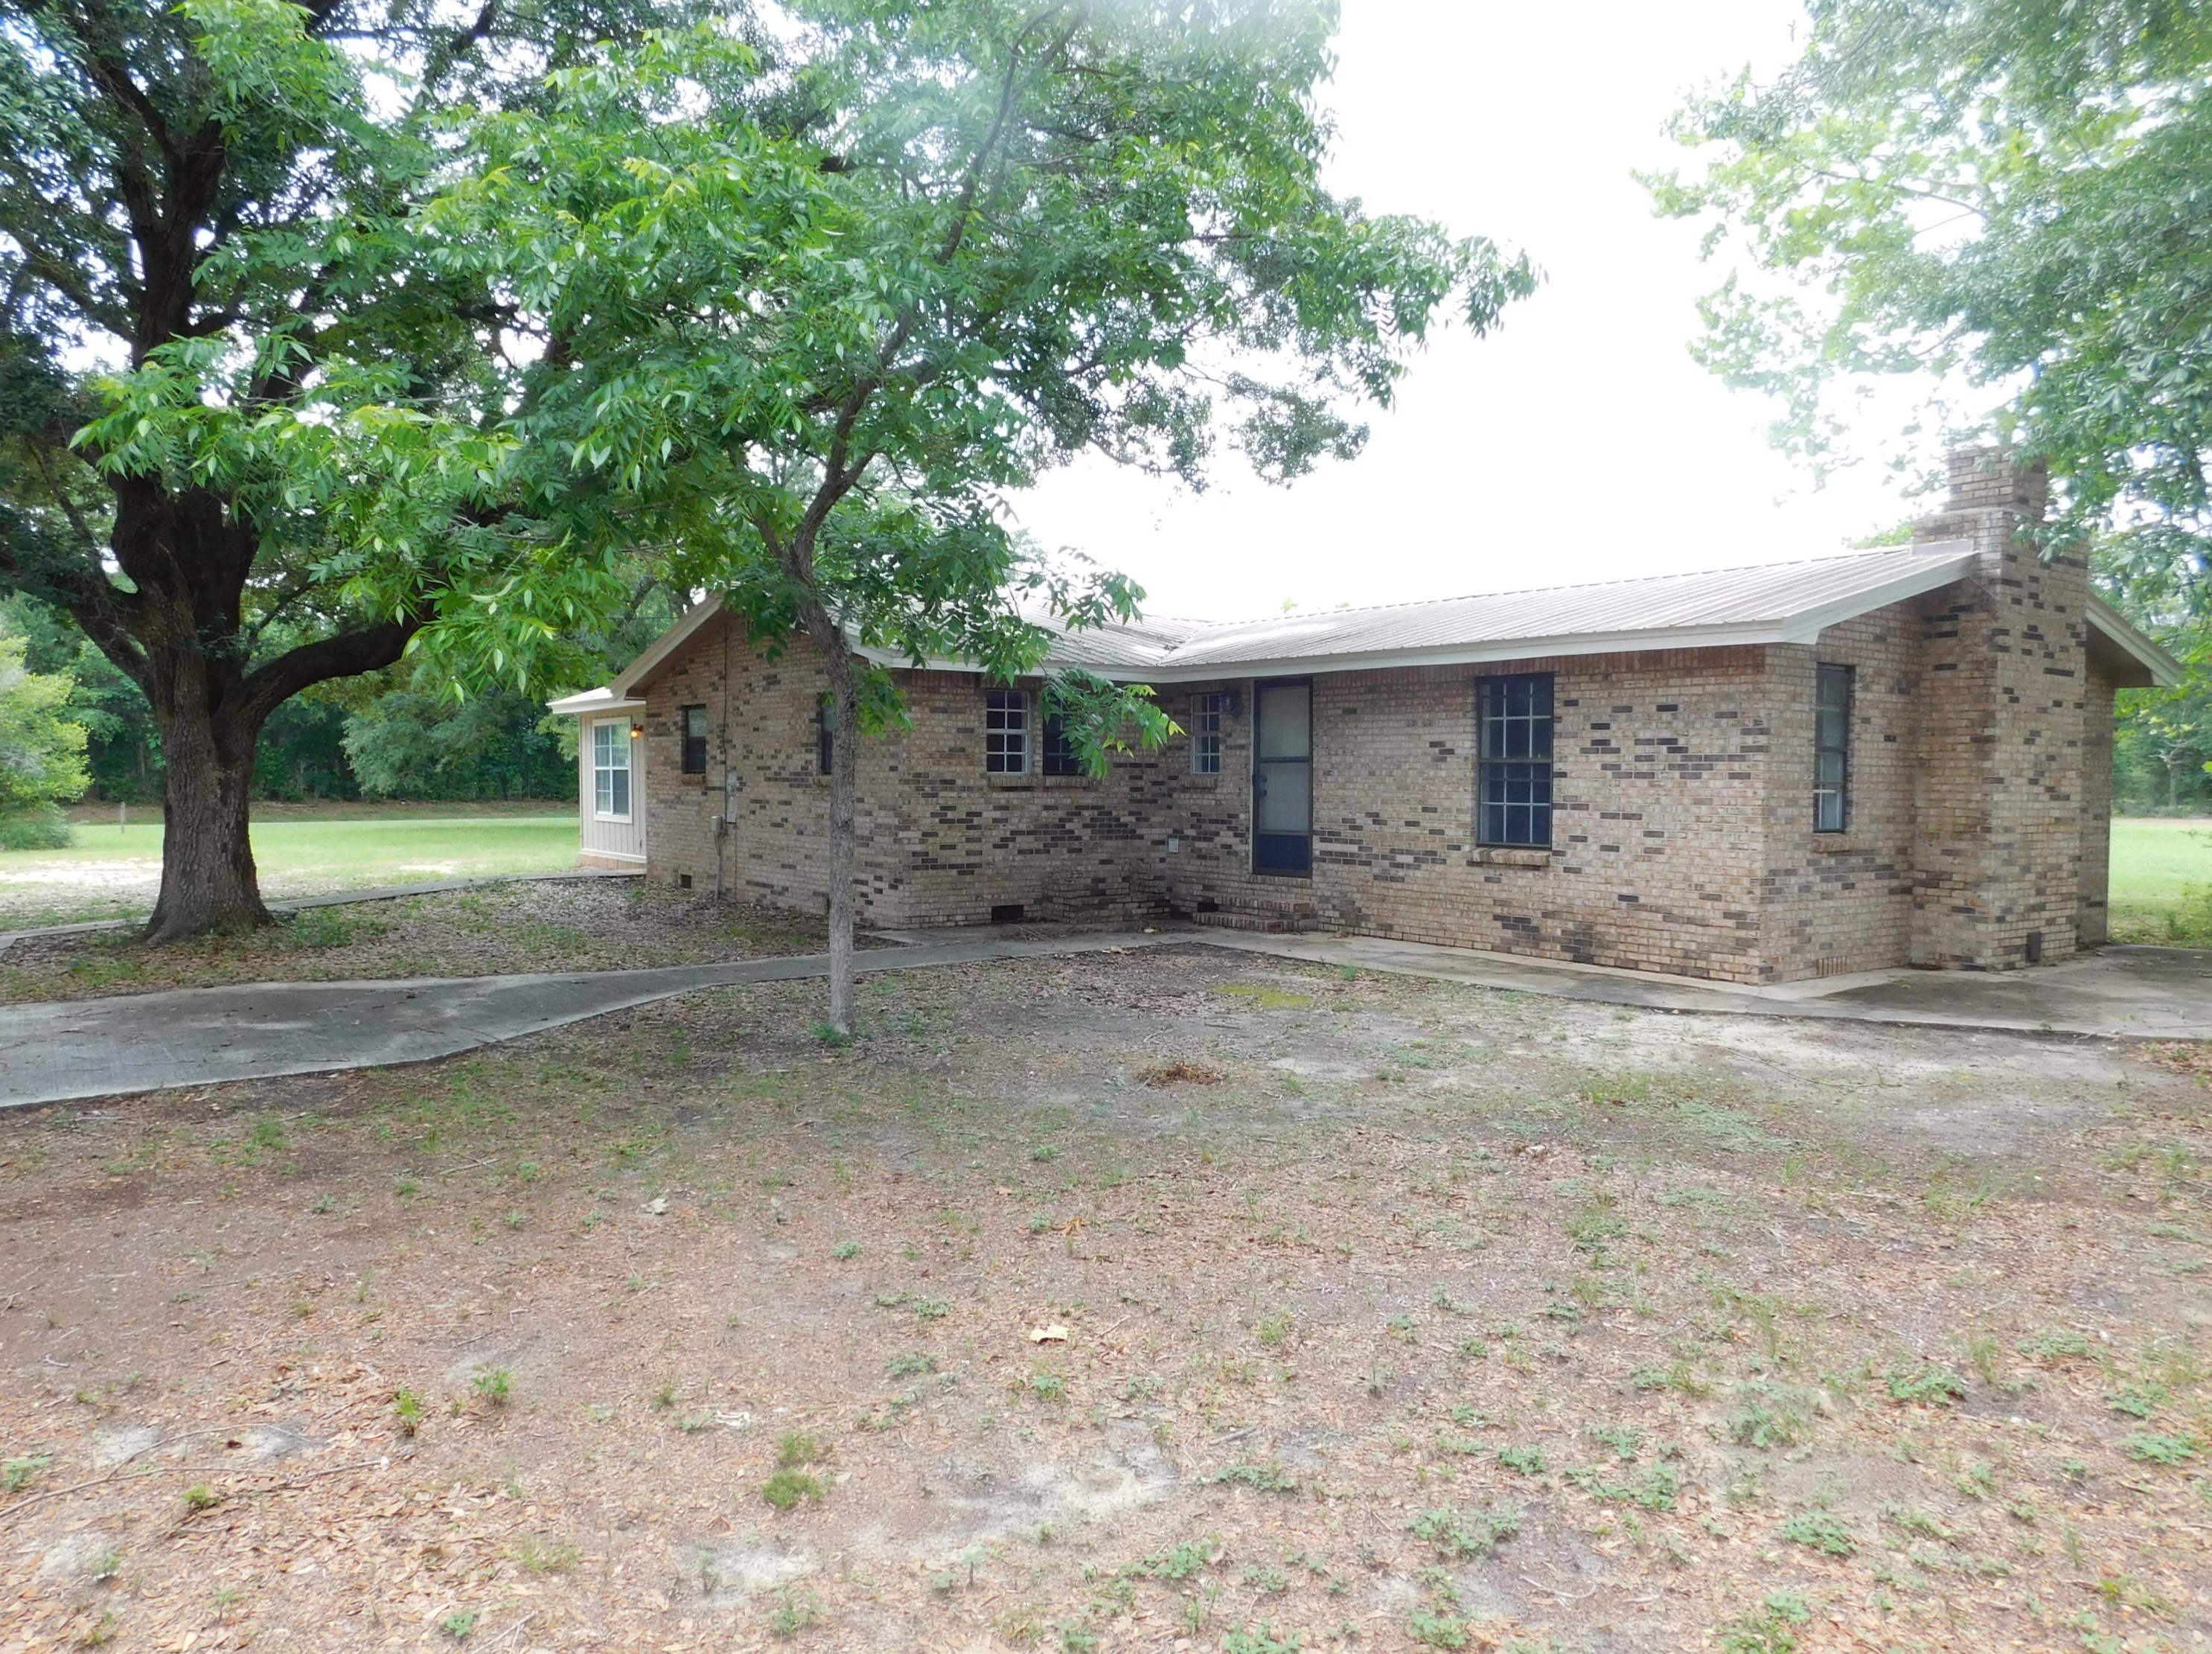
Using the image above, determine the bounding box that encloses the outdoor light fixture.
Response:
[631,724,645,739]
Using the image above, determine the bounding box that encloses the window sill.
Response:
[1471,846,1551,868]
[593,814,634,826]
[1809,834,1868,854]
[985,772,1096,788]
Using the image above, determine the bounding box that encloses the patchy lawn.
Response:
[1,947,2208,1653]
[0,814,583,930]
[2111,819,2212,946]
[0,880,826,1003]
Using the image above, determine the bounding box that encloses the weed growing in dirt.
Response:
[514,1534,580,1574]
[1716,1592,1810,1654]
[1123,1536,1221,1580]
[392,1390,423,1437]
[1495,1443,1544,1475]
[1405,1566,1474,1647]
[887,1352,939,1378]
[1729,1381,1810,1448]
[1780,1511,1858,1556]
[766,1585,823,1638]
[471,1367,512,1406]
[761,1470,825,1510]
[1884,1361,1967,1407]
[1410,1503,1520,1559]
[2,1454,50,1492]
[2121,1431,2200,1465]
[182,1484,222,1513]
[831,1239,861,1259]
[1206,1461,1298,1492]
[1255,1308,1294,1349]
[438,1609,478,1640]
[1221,1624,1303,1654]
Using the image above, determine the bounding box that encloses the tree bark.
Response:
[811,614,863,1038]
[143,692,269,942]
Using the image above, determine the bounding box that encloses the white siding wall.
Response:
[578,714,647,864]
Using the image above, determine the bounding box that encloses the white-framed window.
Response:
[985,689,1029,773]
[1192,692,1228,774]
[592,720,633,819]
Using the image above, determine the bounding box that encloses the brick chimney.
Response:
[1906,446,2098,967]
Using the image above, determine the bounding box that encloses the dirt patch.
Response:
[0,880,831,1003]
[0,948,2208,1652]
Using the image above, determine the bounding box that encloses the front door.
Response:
[1253,680,1311,874]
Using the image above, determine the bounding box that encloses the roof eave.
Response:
[546,688,645,715]
[613,597,726,696]
[2085,593,2183,688]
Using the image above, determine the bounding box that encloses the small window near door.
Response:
[985,689,1029,773]
[1041,713,1082,776]
[816,694,834,776]
[680,705,708,774]
[1815,662,1853,832]
[1477,673,1553,847]
[592,721,632,820]
[1192,692,1227,774]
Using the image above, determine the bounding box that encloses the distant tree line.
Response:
[0,587,676,807]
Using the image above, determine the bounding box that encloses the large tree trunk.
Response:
[143,692,269,942]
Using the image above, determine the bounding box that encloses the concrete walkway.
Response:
[0,930,1171,1108]
[1,926,2204,1110]
[1191,930,2212,1039]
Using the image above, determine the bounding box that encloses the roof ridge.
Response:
[1163,544,1953,633]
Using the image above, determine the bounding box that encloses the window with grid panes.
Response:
[1477,673,1553,847]
[985,689,1029,773]
[1192,692,1227,774]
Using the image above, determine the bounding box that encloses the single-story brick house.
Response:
[550,453,2176,985]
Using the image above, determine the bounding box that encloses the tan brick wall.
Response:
[1910,451,2094,968]
[1133,653,1783,983]
[2079,654,2117,948]
[638,616,1162,925]
[1756,601,1923,978]
[626,473,2116,983]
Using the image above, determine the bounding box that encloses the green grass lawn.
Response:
[0,814,581,929]
[2109,817,2212,943]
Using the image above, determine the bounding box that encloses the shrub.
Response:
[0,805,71,850]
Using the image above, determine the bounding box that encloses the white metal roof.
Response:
[548,541,2180,710]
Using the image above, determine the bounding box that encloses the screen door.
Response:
[1253,681,1311,873]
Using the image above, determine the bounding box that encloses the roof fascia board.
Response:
[613,597,726,696]
[546,690,645,715]
[2085,593,2182,687]
[866,622,1800,683]
[1769,546,1976,642]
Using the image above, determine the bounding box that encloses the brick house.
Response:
[550,453,2176,985]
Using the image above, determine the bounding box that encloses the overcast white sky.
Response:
[1010,0,1928,622]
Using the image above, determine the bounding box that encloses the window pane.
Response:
[1255,684,1310,760]
[1813,663,1851,832]
[985,689,1028,773]
[1477,676,1554,846]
